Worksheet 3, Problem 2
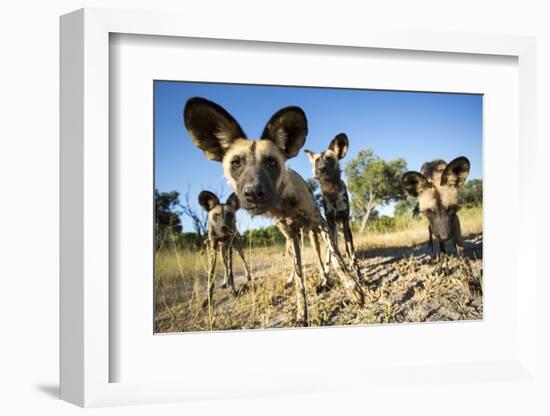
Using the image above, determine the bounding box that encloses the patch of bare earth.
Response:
[155,234,483,332]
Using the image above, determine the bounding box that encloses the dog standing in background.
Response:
[304,133,361,279]
[401,157,470,256]
[199,191,253,308]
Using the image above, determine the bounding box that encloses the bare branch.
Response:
[177,184,208,239]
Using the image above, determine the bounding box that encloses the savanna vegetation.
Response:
[155,150,483,332]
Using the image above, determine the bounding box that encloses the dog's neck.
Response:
[318,171,343,195]
[208,227,237,243]
[260,168,321,230]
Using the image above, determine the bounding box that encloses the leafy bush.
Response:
[363,215,418,234]
[460,179,483,208]
[242,225,285,247]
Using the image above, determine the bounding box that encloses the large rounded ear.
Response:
[226,193,240,211]
[441,156,470,188]
[304,149,315,162]
[401,172,429,197]
[198,191,219,212]
[261,106,308,159]
[183,97,247,161]
[328,133,349,159]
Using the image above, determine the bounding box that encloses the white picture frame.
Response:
[60,7,538,408]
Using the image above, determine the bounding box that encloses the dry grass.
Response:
[355,206,482,251]
[155,207,483,333]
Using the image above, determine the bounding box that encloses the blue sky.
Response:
[154,81,482,233]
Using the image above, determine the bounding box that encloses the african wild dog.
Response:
[184,97,364,326]
[304,133,361,279]
[401,157,471,256]
[198,191,253,308]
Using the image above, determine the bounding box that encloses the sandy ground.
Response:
[155,234,483,332]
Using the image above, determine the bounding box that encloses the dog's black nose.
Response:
[243,184,266,203]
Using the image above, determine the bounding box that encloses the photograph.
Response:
[154,81,483,332]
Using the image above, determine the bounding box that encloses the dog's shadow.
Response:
[355,233,483,264]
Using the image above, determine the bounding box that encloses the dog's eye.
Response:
[231,159,242,169]
[424,208,434,216]
[265,157,278,168]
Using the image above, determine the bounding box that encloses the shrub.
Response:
[242,225,285,247]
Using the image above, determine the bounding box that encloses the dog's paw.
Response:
[295,317,309,327]
[315,282,331,294]
[237,283,250,295]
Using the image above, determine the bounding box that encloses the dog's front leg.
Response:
[451,214,465,256]
[323,214,337,276]
[309,230,329,289]
[284,239,295,289]
[439,241,447,256]
[342,219,361,280]
[202,240,218,309]
[221,243,237,296]
[289,234,309,327]
[319,218,365,306]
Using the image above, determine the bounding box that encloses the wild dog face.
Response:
[198,191,240,240]
[184,97,308,215]
[402,157,470,241]
[304,133,348,182]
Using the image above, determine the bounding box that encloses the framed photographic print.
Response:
[60,7,538,408]
[153,81,483,333]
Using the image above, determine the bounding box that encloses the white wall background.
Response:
[0,1,548,415]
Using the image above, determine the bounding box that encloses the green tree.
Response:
[394,195,419,217]
[344,149,407,233]
[155,189,182,248]
[459,179,483,208]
